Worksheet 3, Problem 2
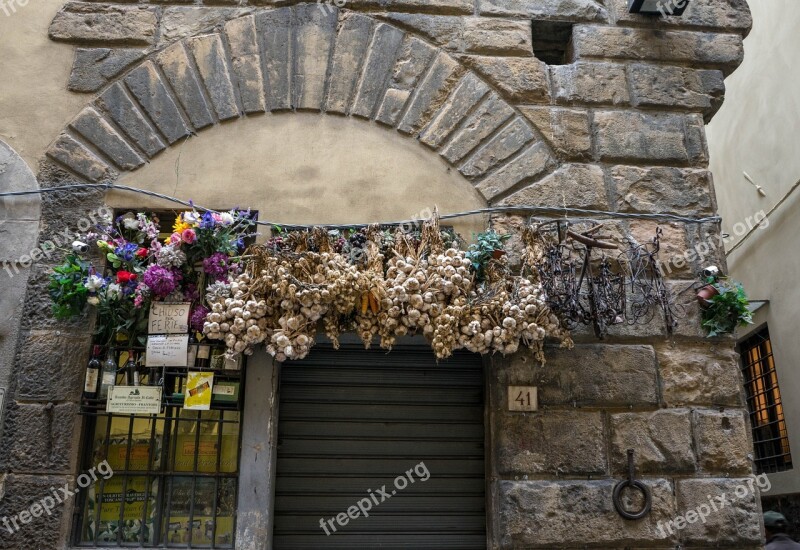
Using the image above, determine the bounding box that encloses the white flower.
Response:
[87,296,99,306]
[219,212,235,225]
[183,211,201,225]
[85,274,105,291]
[121,212,139,230]
[156,245,186,268]
[107,283,122,299]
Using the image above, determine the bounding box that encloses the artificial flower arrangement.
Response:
[49,207,255,346]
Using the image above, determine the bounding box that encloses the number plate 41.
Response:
[508,386,538,412]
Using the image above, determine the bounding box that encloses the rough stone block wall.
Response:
[491,343,761,548]
[0,0,760,548]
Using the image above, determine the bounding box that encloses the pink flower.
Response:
[168,232,182,245]
[181,228,197,244]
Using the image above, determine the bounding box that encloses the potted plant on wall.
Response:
[698,268,753,337]
[466,230,511,281]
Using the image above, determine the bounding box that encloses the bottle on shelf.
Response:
[124,350,140,386]
[148,360,162,387]
[186,333,198,368]
[83,345,102,400]
[196,338,212,370]
[98,349,118,400]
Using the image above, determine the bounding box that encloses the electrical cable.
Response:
[726,177,800,256]
[0,183,722,228]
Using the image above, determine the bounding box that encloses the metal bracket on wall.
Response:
[613,449,652,520]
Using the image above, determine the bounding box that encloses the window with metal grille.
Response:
[740,328,793,474]
[73,351,245,548]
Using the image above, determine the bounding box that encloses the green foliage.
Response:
[466,230,511,281]
[49,254,90,319]
[701,281,753,337]
[95,294,148,347]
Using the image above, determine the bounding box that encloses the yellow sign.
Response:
[185,372,213,411]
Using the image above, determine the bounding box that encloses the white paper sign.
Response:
[107,386,162,414]
[146,335,189,367]
[148,302,191,334]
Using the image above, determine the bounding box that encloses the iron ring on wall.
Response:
[612,478,652,520]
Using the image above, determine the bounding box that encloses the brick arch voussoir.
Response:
[44,5,558,205]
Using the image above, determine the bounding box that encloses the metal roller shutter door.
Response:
[273,341,486,549]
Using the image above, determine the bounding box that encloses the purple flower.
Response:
[183,283,200,303]
[115,242,139,262]
[189,305,210,332]
[203,252,229,281]
[200,211,216,230]
[143,265,178,298]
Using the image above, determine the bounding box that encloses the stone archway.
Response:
[44,5,558,205]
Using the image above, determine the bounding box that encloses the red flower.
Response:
[136,248,148,258]
[116,270,138,284]
[181,228,197,244]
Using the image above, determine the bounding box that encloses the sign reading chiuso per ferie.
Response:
[148,301,191,334]
[107,386,162,414]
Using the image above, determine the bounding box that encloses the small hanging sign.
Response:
[185,371,214,410]
[107,386,163,414]
[148,302,191,334]
[146,334,189,367]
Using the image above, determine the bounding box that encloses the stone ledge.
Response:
[457,55,551,103]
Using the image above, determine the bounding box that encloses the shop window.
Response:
[74,377,243,547]
[740,327,793,474]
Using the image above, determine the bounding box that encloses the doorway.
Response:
[272,338,486,548]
